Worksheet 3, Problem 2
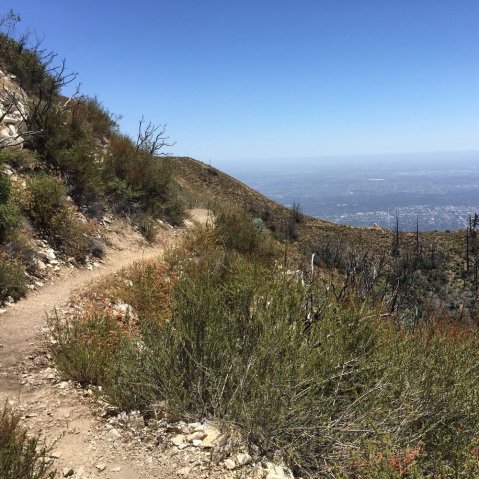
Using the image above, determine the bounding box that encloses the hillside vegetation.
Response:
[173,156,477,325]
[52,212,479,477]
[0,12,185,305]
[2,10,479,479]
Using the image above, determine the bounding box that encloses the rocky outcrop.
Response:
[0,69,28,149]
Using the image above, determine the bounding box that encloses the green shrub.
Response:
[0,202,20,243]
[0,406,55,479]
[143,253,479,476]
[25,173,91,260]
[0,171,12,204]
[53,232,479,475]
[214,209,277,259]
[55,136,105,201]
[51,313,157,411]
[139,215,158,243]
[69,97,116,138]
[106,136,185,223]
[52,314,123,386]
[106,177,140,211]
[0,157,21,243]
[25,173,67,230]
[0,148,36,170]
[0,256,27,302]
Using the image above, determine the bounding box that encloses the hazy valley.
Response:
[230,152,479,231]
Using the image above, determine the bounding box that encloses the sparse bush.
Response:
[0,405,55,479]
[163,192,187,226]
[51,314,126,386]
[25,173,91,259]
[0,255,26,302]
[214,209,277,259]
[0,202,19,242]
[291,201,302,223]
[89,237,106,259]
[0,148,36,170]
[139,215,158,243]
[48,210,91,260]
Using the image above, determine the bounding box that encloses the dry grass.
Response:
[0,406,55,479]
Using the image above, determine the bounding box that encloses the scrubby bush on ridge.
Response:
[51,219,479,477]
[1,13,185,241]
[24,172,91,260]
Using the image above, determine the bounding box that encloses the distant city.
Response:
[225,152,479,232]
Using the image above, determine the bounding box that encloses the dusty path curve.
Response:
[0,237,169,373]
[0,233,178,376]
[0,209,211,383]
[0,210,226,479]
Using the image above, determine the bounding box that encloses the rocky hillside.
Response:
[0,68,28,148]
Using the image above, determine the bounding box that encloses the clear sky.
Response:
[3,1,479,166]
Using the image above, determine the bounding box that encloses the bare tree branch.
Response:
[135,115,176,156]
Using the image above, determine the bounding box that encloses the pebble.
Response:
[224,459,236,470]
[62,467,74,477]
[171,434,185,446]
[236,453,252,466]
[177,467,191,476]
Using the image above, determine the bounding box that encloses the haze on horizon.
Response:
[6,1,479,168]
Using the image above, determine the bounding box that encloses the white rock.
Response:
[36,259,47,270]
[200,426,221,448]
[127,411,144,429]
[95,463,106,472]
[171,434,185,446]
[177,467,191,476]
[223,459,236,470]
[108,428,122,440]
[236,453,252,466]
[45,248,56,260]
[264,462,294,479]
[113,303,136,317]
[187,431,207,442]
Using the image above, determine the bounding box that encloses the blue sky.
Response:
[4,1,479,166]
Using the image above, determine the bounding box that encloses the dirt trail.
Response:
[0,209,212,374]
[0,210,219,479]
[0,228,176,374]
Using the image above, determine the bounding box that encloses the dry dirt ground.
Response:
[0,209,236,479]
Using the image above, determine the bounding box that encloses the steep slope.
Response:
[173,156,393,252]
[173,156,472,323]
